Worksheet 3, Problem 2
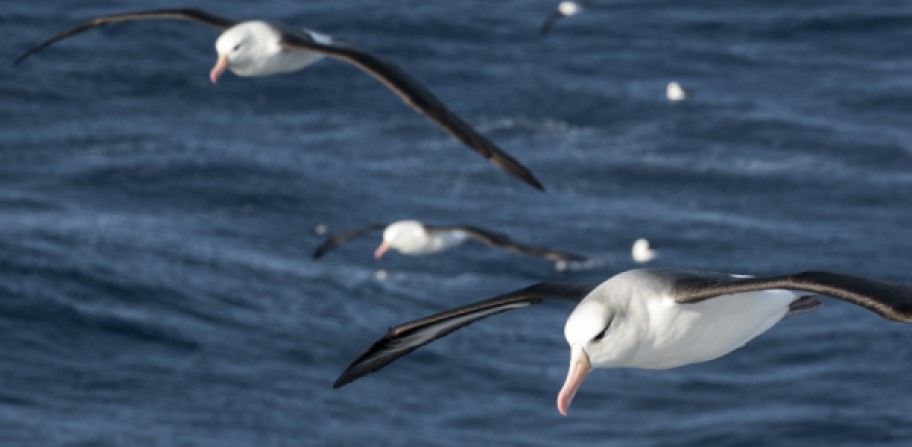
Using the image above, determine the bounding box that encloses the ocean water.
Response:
[2,0,912,445]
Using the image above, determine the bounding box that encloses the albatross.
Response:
[333,268,912,415]
[15,9,545,191]
[312,219,586,262]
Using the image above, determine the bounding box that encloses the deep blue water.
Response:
[2,0,912,445]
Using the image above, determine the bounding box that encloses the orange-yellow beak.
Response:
[209,54,229,84]
[557,344,591,416]
[374,242,391,260]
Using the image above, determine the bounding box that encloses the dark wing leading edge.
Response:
[671,271,912,323]
[333,282,597,388]
[15,9,237,65]
[312,224,387,259]
[279,33,545,191]
[428,225,586,262]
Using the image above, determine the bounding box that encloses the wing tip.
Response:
[514,168,545,191]
[332,350,375,389]
[332,373,354,389]
[13,51,33,66]
[333,360,376,388]
[487,148,545,191]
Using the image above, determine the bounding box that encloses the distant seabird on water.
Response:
[666,81,688,102]
[333,268,912,415]
[15,9,545,191]
[631,238,656,263]
[312,220,586,262]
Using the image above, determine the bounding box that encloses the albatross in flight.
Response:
[312,220,586,262]
[333,268,912,415]
[15,9,544,191]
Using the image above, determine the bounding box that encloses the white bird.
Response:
[631,238,656,263]
[312,220,586,262]
[540,1,587,34]
[15,9,544,190]
[333,268,912,415]
[666,81,688,102]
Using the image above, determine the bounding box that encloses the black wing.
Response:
[428,225,586,262]
[15,9,236,65]
[279,33,545,191]
[333,282,597,388]
[312,224,386,259]
[672,271,912,322]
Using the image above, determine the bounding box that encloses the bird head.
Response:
[211,22,275,83]
[558,283,640,415]
[375,220,426,259]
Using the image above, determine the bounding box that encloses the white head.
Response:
[558,1,582,16]
[211,22,281,83]
[374,220,427,259]
[666,81,688,102]
[631,238,657,263]
[558,276,646,415]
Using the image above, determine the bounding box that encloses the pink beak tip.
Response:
[557,393,573,416]
[374,244,389,260]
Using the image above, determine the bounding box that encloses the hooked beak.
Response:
[374,242,391,260]
[557,344,591,416]
[209,53,229,84]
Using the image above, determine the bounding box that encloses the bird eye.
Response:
[593,327,608,341]
[232,43,242,51]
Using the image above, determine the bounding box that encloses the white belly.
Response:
[232,50,324,77]
[399,231,468,256]
[627,289,798,369]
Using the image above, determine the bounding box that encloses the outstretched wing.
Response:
[333,282,597,388]
[15,9,236,65]
[279,33,545,191]
[428,225,586,262]
[312,224,386,259]
[672,271,912,322]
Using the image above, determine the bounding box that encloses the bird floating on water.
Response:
[631,238,656,263]
[312,220,586,262]
[15,9,544,190]
[333,268,912,415]
[666,81,688,102]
